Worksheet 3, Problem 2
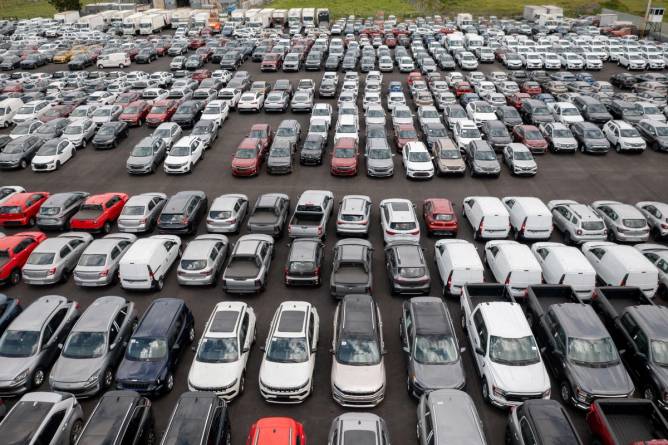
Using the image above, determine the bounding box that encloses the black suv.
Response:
[157,190,208,235]
[162,392,231,445]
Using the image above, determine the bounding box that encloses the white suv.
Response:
[402,141,434,179]
[603,120,647,152]
[188,301,256,401]
[259,301,319,404]
[379,198,420,243]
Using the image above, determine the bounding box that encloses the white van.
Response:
[0,98,23,127]
[119,234,181,290]
[502,196,553,241]
[484,240,543,297]
[434,239,484,296]
[462,196,510,240]
[97,52,131,69]
[582,241,659,298]
[531,242,596,300]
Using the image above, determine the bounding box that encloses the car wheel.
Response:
[103,221,111,234]
[560,381,572,403]
[481,379,490,402]
[564,231,572,245]
[70,419,84,445]
[644,386,656,400]
[156,276,164,290]
[32,368,45,388]
[165,372,174,392]
[55,161,61,170]
[616,143,621,153]
[119,64,124,69]
[9,268,21,285]
[19,159,28,169]
[102,367,113,389]
[28,217,36,227]
[98,64,104,69]
[188,326,195,343]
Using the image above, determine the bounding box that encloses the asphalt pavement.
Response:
[0,48,666,445]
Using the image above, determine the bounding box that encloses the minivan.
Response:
[118,235,181,290]
[97,53,131,69]
[0,98,23,127]
[462,196,510,240]
[434,239,484,296]
[531,242,597,300]
[502,196,553,241]
[484,240,543,297]
[582,241,659,298]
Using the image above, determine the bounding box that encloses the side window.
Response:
[207,407,222,445]
[308,311,315,349]
[473,310,488,352]
[488,246,499,257]
[13,238,35,254]
[109,317,120,345]
[590,248,606,260]
[121,407,144,445]
[536,248,549,260]
[59,245,72,258]
[43,308,68,347]
[239,313,249,348]
[633,329,649,355]
[35,410,66,444]
[520,417,537,445]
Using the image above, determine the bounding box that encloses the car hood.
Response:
[259,359,312,388]
[474,159,499,168]
[513,159,537,168]
[116,358,165,382]
[584,138,609,146]
[489,361,550,394]
[412,360,465,390]
[438,158,465,168]
[268,156,290,166]
[570,361,634,396]
[406,160,433,171]
[189,360,242,388]
[232,158,257,167]
[0,356,34,381]
[367,158,393,169]
[0,152,22,162]
[50,356,102,383]
[332,361,385,393]
[32,155,56,163]
[127,155,153,166]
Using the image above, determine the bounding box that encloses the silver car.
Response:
[0,295,80,395]
[328,413,391,445]
[177,234,229,286]
[636,201,668,239]
[636,244,668,295]
[548,200,608,245]
[503,143,537,176]
[36,191,89,231]
[418,389,487,445]
[206,193,249,233]
[336,195,372,236]
[152,122,183,149]
[22,232,93,285]
[49,296,137,397]
[365,138,394,177]
[0,391,84,444]
[91,104,122,126]
[62,118,97,149]
[73,234,137,287]
[592,200,650,243]
[117,192,167,233]
[190,119,219,150]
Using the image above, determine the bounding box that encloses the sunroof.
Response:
[278,310,305,333]
[390,202,410,211]
[210,311,239,333]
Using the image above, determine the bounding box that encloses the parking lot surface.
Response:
[1,49,667,445]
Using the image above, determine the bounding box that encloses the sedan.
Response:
[177,234,229,286]
[291,90,314,113]
[92,121,128,150]
[22,232,93,285]
[30,138,75,172]
[237,92,265,113]
[145,99,178,127]
[73,234,137,287]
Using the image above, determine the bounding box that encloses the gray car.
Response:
[465,140,501,177]
[417,389,487,445]
[36,191,89,231]
[190,119,219,150]
[62,118,97,149]
[400,297,465,397]
[385,240,431,295]
[221,234,274,294]
[206,194,249,234]
[481,120,512,152]
[330,238,373,298]
[176,234,229,286]
[22,232,93,285]
[267,139,294,174]
[91,104,122,126]
[152,122,183,149]
[592,200,650,243]
[365,138,394,177]
[0,134,43,169]
[328,413,391,445]
[0,295,80,395]
[423,122,449,151]
[291,90,314,112]
[274,119,302,147]
[264,90,289,112]
[73,233,137,287]
[126,136,167,175]
[117,192,167,233]
[49,296,137,397]
[0,391,84,444]
[571,122,610,154]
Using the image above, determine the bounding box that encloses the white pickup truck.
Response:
[287,190,334,239]
[460,283,551,408]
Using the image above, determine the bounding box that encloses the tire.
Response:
[32,368,45,388]
[156,276,164,290]
[643,386,656,400]
[560,381,572,404]
[70,419,83,445]
[9,268,21,285]
[98,64,103,69]
[165,372,174,392]
[61,268,70,283]
[564,231,572,245]
[102,367,113,389]
[28,217,36,227]
[19,159,28,169]
[239,372,246,394]
[481,379,490,402]
[119,64,124,69]
[188,326,195,343]
[616,143,621,153]
[55,161,61,170]
[103,221,111,234]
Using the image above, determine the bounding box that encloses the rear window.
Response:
[434,214,453,221]
[582,221,604,231]
[623,219,647,229]
[390,221,416,231]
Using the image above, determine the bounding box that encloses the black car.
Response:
[92,121,129,149]
[171,100,203,128]
[162,392,231,445]
[19,54,47,70]
[135,48,157,64]
[525,285,634,410]
[67,54,93,71]
[520,99,555,126]
[116,298,194,396]
[220,51,242,70]
[34,117,70,141]
[610,72,639,90]
[77,391,156,445]
[300,133,326,165]
[607,99,644,125]
[480,120,512,152]
[572,96,612,126]
[506,399,583,445]
[157,190,207,235]
[592,286,668,409]
[0,135,43,169]
[284,237,324,286]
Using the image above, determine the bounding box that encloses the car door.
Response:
[41,307,68,366]
[588,247,609,282]
[33,408,67,445]
[543,311,567,380]
[619,313,652,385]
[552,205,571,232]
[486,245,500,280]
[400,303,413,363]
[471,309,488,372]
[66,238,86,269]
[163,240,179,271]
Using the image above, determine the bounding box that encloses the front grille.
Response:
[504,392,543,403]
[120,381,149,390]
[262,381,308,393]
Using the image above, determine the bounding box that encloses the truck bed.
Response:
[290,212,322,227]
[248,209,279,225]
[595,287,653,316]
[528,285,581,312]
[593,400,668,444]
[224,258,260,279]
[333,266,368,285]
[463,283,513,306]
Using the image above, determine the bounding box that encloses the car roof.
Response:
[135,298,184,338]
[479,302,530,337]
[628,305,668,341]
[74,296,125,332]
[341,294,376,336]
[427,390,485,444]
[522,400,581,444]
[410,297,451,336]
[289,238,319,262]
[13,295,68,330]
[164,392,219,442]
[391,242,423,267]
[552,303,608,339]
[42,192,85,206]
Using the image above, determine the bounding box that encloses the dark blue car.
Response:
[0,294,21,337]
[115,298,194,397]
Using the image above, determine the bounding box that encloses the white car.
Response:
[13,100,52,123]
[542,52,561,69]
[311,103,333,126]
[379,198,420,243]
[141,88,169,104]
[334,115,359,144]
[391,105,413,126]
[559,52,584,70]
[584,53,603,70]
[218,88,242,109]
[362,91,381,111]
[68,104,98,121]
[364,104,386,126]
[378,56,393,71]
[503,143,537,176]
[212,69,232,84]
[453,119,482,149]
[200,100,230,125]
[416,105,441,126]
[402,141,434,179]
[523,53,543,69]
[398,57,415,72]
[31,138,75,172]
[164,136,204,174]
[619,52,647,70]
[603,120,647,152]
[387,92,407,111]
[152,122,182,149]
[549,102,584,125]
[636,102,666,122]
[237,91,265,112]
[206,193,249,233]
[466,101,497,127]
[87,92,115,107]
[308,118,329,140]
[259,301,319,404]
[62,118,97,148]
[635,201,668,238]
[188,301,256,400]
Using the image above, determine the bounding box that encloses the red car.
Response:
[146,99,178,127]
[69,193,129,233]
[513,125,549,154]
[195,47,212,62]
[407,71,424,86]
[509,92,532,110]
[261,53,283,72]
[39,104,73,123]
[0,231,47,285]
[192,69,211,82]
[454,81,474,97]
[115,91,142,109]
[423,198,458,236]
[119,100,151,126]
[0,192,49,227]
[231,138,263,176]
[394,123,419,152]
[521,81,542,96]
[246,417,305,445]
[188,38,205,49]
[330,137,359,176]
[248,123,273,154]
[384,35,397,47]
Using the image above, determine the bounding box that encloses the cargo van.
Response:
[531,242,596,299]
[434,239,484,296]
[462,196,510,240]
[119,234,181,290]
[582,241,659,298]
[97,52,130,69]
[502,196,553,241]
[0,98,23,127]
[484,240,543,297]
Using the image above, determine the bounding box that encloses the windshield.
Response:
[62,331,106,359]
[63,125,83,135]
[126,337,168,361]
[553,129,572,138]
[131,145,153,157]
[37,143,58,156]
[589,104,607,114]
[78,253,107,267]
[27,252,55,265]
[368,148,390,159]
[514,151,533,160]
[336,335,380,366]
[623,105,642,116]
[97,126,115,136]
[409,151,430,162]
[414,334,458,364]
[338,125,357,134]
[335,147,355,158]
[562,108,579,116]
[70,108,88,117]
[0,330,39,357]
[196,337,238,363]
[235,148,257,159]
[489,335,540,365]
[170,145,190,156]
[150,106,168,114]
[439,148,459,159]
[461,128,480,138]
[584,129,604,139]
[270,146,290,157]
[265,337,308,363]
[568,337,618,365]
[620,129,640,138]
[93,108,112,117]
[39,206,60,216]
[192,125,210,135]
[398,129,417,139]
[3,143,26,155]
[623,218,647,228]
[525,130,543,139]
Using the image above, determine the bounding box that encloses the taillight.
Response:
[47,267,57,276]
[386,229,397,235]
[100,269,109,277]
[447,271,453,290]
[409,229,419,235]
[620,273,628,286]
[200,270,212,276]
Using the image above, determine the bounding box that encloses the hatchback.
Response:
[22,232,93,285]
[177,234,229,286]
[284,238,324,286]
[157,191,207,235]
[385,240,431,295]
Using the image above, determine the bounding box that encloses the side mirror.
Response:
[259,345,265,351]
[402,345,410,353]
[474,346,484,356]
[57,343,63,350]
[242,346,250,353]
[109,343,116,351]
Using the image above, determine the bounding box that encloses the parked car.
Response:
[35,191,88,231]
[0,192,49,227]
[69,193,128,233]
[592,200,650,243]
[246,418,306,445]
[247,193,290,237]
[328,413,391,445]
[417,389,487,445]
[118,235,181,291]
[0,231,47,285]
[160,392,231,445]
[221,234,274,294]
[22,232,93,285]
[73,233,136,287]
[206,194,249,234]
[92,121,129,149]
[157,191,207,235]
[117,192,167,234]
[506,399,583,445]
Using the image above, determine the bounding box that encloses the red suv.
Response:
[246,417,306,445]
[513,125,549,154]
[0,231,47,285]
[423,198,458,236]
[232,138,263,176]
[248,123,273,154]
[146,99,178,127]
[0,192,49,227]
[330,137,359,176]
[261,53,283,72]
[394,123,419,152]
[509,92,532,110]
[119,100,151,126]
[69,192,129,233]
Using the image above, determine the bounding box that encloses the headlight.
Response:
[575,386,589,402]
[14,369,29,383]
[88,373,99,383]
[492,385,506,398]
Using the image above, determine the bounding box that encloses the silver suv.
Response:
[36,191,89,231]
[22,232,93,285]
[548,200,607,245]
[328,413,391,445]
[592,200,650,243]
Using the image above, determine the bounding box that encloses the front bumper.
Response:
[0,378,31,396]
[50,379,101,398]
[164,163,190,174]
[367,167,394,177]
[332,384,385,408]
[188,380,241,401]
[116,379,164,396]
[127,164,153,174]
[285,274,320,286]
[260,380,311,403]
[406,169,434,179]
